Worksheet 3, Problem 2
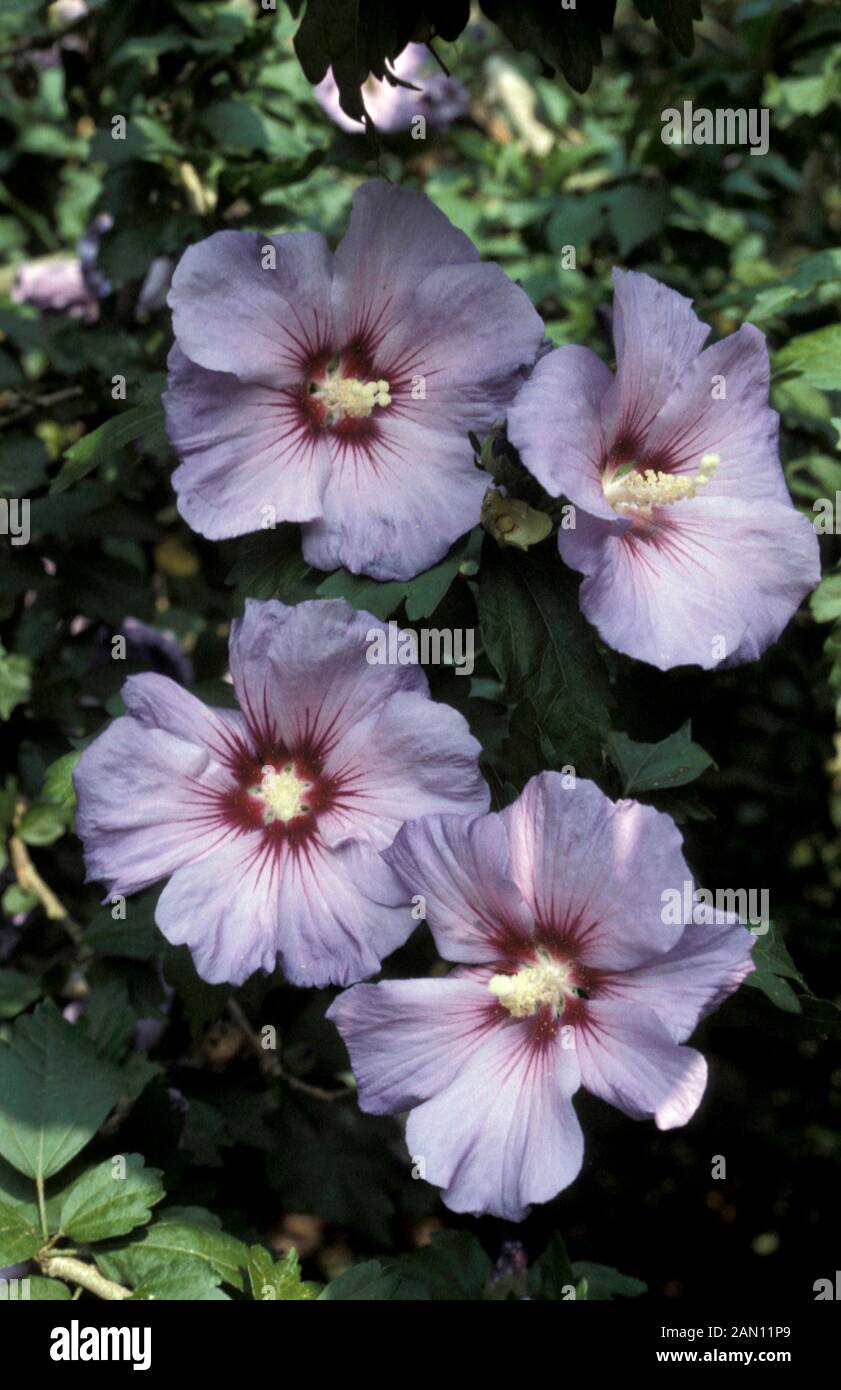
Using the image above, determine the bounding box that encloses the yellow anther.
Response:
[314,373,391,422]
[488,956,573,1018]
[254,763,312,824]
[603,452,719,515]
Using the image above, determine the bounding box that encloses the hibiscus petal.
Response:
[562,495,820,671]
[327,976,498,1111]
[169,229,333,385]
[121,671,252,770]
[269,838,415,987]
[507,344,614,519]
[154,833,278,984]
[600,269,710,446]
[406,1022,583,1220]
[165,346,330,539]
[598,917,756,1043]
[642,323,790,505]
[502,772,686,968]
[228,599,427,753]
[575,998,707,1129]
[331,180,479,351]
[319,690,489,850]
[383,809,535,962]
[301,416,490,580]
[73,710,236,899]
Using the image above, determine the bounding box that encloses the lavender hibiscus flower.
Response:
[507,269,820,670]
[74,598,488,987]
[328,773,755,1220]
[314,44,469,134]
[164,180,544,580]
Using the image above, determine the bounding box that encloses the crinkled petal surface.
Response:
[502,773,687,968]
[228,598,428,754]
[319,691,489,850]
[576,999,708,1128]
[561,495,820,670]
[73,676,242,898]
[384,810,535,963]
[507,344,614,519]
[165,346,330,539]
[327,976,497,1112]
[599,268,710,446]
[600,917,756,1043]
[168,229,333,385]
[405,1022,583,1220]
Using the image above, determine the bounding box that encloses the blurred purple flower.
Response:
[164,179,544,580]
[74,598,488,987]
[314,44,469,134]
[11,211,113,323]
[507,269,820,670]
[329,772,755,1220]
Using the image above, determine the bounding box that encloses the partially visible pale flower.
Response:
[328,773,755,1220]
[11,212,113,323]
[314,45,469,134]
[164,179,544,580]
[507,269,820,670]
[74,599,488,987]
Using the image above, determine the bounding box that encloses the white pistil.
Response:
[253,763,312,825]
[312,372,391,423]
[488,955,574,1019]
[603,452,720,515]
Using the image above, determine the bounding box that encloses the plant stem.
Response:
[35,1174,49,1242]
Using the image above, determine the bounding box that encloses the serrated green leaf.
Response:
[0,643,31,721]
[0,1197,41,1264]
[95,1217,250,1292]
[0,1002,123,1181]
[571,1261,646,1300]
[59,1154,165,1242]
[246,1244,321,1300]
[607,722,715,795]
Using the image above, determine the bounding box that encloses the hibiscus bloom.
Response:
[328,773,755,1220]
[164,179,544,580]
[314,44,469,134]
[507,269,820,670]
[73,599,488,987]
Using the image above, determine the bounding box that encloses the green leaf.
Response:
[776,325,841,392]
[750,249,841,324]
[16,801,68,848]
[246,1245,321,1301]
[571,1261,647,1300]
[0,969,42,1021]
[95,1216,250,1293]
[59,1154,165,1243]
[0,1002,123,1182]
[0,1197,41,1264]
[316,533,477,621]
[129,1260,232,1301]
[0,642,31,721]
[607,722,715,795]
[810,569,841,624]
[479,543,612,777]
[528,1232,576,1300]
[51,404,167,494]
[744,925,806,1014]
[319,1259,412,1301]
[384,1231,492,1300]
[0,1275,71,1300]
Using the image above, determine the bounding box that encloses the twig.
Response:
[225,999,352,1102]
